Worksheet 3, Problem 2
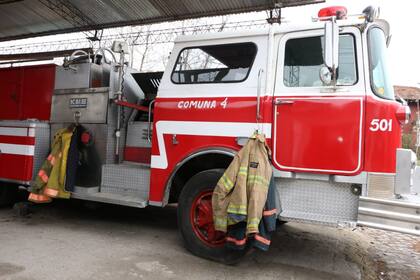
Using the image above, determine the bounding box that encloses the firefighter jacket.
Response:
[212,133,273,235]
[226,176,277,251]
[29,127,75,203]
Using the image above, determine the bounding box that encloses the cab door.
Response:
[272,27,365,175]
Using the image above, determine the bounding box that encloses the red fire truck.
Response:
[0,6,419,262]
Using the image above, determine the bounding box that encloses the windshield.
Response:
[368,27,394,99]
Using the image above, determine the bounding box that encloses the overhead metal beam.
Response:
[0,20,267,55]
[37,0,97,38]
[0,0,23,4]
[0,48,93,61]
[0,0,325,42]
[38,0,95,28]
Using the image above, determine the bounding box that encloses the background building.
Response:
[394,85,420,153]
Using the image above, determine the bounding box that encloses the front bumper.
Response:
[357,149,420,236]
[395,148,420,197]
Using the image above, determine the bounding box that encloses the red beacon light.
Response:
[318,6,347,20]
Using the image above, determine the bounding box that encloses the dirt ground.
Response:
[0,200,418,280]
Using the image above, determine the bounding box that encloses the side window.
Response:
[283,34,357,87]
[171,43,257,84]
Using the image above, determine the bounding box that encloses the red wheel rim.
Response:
[190,190,225,247]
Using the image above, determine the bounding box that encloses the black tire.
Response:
[0,183,18,207]
[177,169,248,264]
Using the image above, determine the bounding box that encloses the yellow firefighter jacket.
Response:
[212,133,272,234]
[29,127,74,203]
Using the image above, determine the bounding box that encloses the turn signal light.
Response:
[396,105,411,125]
[318,6,347,20]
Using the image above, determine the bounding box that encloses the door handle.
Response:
[275,100,294,105]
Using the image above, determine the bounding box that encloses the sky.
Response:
[0,0,418,86]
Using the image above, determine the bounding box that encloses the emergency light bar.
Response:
[313,5,380,23]
[318,6,347,20]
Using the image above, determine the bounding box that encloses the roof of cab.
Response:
[174,17,368,43]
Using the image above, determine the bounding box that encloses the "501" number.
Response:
[369,119,392,132]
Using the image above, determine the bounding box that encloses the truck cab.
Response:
[151,6,419,259]
[0,5,418,263]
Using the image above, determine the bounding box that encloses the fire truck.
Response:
[0,6,419,262]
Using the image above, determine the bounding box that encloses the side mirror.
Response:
[319,66,332,85]
[363,6,380,23]
[323,20,339,85]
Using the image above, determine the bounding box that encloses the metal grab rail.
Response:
[256,68,264,121]
[147,100,156,143]
[113,99,150,113]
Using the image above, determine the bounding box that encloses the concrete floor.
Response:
[0,200,362,280]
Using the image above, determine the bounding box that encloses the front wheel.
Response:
[177,169,248,264]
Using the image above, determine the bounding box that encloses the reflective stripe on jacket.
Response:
[29,127,74,203]
[225,176,277,251]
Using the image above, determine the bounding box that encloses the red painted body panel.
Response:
[124,147,151,164]
[20,65,55,120]
[272,96,363,174]
[150,134,241,202]
[147,94,386,203]
[148,93,404,203]
[364,96,402,173]
[0,135,35,145]
[0,154,33,182]
[0,130,35,182]
[154,97,260,122]
[0,68,20,119]
[149,96,259,202]
[0,64,55,121]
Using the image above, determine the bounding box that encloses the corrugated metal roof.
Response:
[0,0,324,42]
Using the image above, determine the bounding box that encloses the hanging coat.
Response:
[212,133,273,234]
[65,125,81,192]
[28,127,74,203]
[225,175,277,251]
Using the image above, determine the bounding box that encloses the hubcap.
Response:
[190,190,225,247]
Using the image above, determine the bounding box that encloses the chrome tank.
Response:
[50,60,144,187]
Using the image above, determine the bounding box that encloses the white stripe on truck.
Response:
[151,121,272,169]
[0,127,28,137]
[0,143,34,156]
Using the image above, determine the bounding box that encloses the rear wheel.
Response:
[0,183,18,207]
[177,169,248,264]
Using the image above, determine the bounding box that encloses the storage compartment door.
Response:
[0,69,21,120]
[21,65,55,120]
[0,124,34,183]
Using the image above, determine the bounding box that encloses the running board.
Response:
[69,163,151,208]
[357,196,420,236]
[71,191,148,208]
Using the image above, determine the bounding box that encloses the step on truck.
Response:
[0,6,419,262]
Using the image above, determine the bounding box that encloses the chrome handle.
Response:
[73,111,81,125]
[256,69,264,120]
[147,100,155,142]
[275,100,294,105]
